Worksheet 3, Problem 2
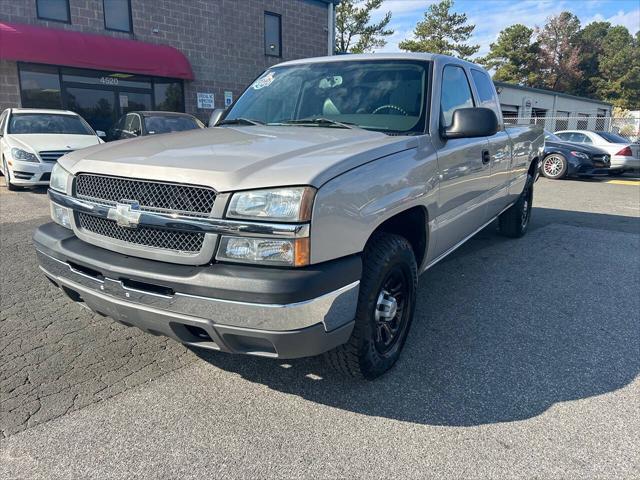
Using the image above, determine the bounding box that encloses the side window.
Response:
[124,114,135,133]
[578,133,592,144]
[470,69,498,107]
[0,111,7,134]
[556,132,572,141]
[129,114,141,135]
[440,65,474,128]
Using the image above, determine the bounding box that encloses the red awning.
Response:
[0,21,194,80]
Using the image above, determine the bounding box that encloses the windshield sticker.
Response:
[252,72,275,90]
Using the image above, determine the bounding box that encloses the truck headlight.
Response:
[227,187,315,222]
[50,202,72,229]
[50,163,72,194]
[11,147,38,163]
[216,236,310,267]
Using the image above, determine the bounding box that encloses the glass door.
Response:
[64,87,117,133]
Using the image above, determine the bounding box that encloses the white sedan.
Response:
[554,129,640,174]
[0,108,104,190]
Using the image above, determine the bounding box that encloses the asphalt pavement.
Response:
[0,176,638,479]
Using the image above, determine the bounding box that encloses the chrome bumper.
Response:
[36,249,358,358]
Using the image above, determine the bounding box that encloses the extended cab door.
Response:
[469,68,512,216]
[430,64,491,259]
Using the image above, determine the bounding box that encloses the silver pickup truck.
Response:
[34,53,543,379]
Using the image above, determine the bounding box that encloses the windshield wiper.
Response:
[218,117,264,126]
[277,117,356,129]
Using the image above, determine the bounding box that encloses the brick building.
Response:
[0,0,337,130]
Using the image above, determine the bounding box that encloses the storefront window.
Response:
[154,81,185,112]
[19,64,62,109]
[18,64,184,132]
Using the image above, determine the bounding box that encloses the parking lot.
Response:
[1,176,638,479]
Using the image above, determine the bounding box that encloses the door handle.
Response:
[482,150,491,165]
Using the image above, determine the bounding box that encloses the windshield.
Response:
[144,115,203,134]
[544,130,561,141]
[8,113,94,135]
[596,131,630,143]
[224,60,430,135]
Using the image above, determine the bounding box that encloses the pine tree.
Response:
[335,0,393,54]
[479,24,541,86]
[399,0,479,59]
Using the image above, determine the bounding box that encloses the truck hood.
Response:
[9,134,101,153]
[58,126,418,191]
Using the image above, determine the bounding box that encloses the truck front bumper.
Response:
[34,223,360,359]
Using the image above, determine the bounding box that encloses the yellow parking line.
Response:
[606,179,640,185]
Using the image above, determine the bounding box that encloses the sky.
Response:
[370,0,640,57]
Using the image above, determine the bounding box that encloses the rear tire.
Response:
[324,232,417,380]
[541,154,567,179]
[499,173,533,238]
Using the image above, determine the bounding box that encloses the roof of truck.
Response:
[8,108,79,115]
[275,52,479,69]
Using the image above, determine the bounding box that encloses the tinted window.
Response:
[104,0,132,32]
[37,0,69,22]
[154,81,184,111]
[573,133,591,143]
[556,132,573,141]
[226,60,429,134]
[264,12,281,57]
[597,132,630,143]
[440,65,474,127]
[19,64,62,109]
[470,69,496,104]
[8,114,94,135]
[144,115,201,134]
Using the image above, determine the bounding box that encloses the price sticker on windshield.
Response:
[252,72,275,90]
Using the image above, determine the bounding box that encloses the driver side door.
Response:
[431,65,492,259]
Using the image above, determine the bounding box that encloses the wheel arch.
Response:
[366,205,429,269]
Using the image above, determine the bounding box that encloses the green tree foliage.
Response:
[573,21,612,98]
[478,24,541,86]
[536,12,583,92]
[335,0,393,54]
[591,26,640,109]
[399,0,479,59]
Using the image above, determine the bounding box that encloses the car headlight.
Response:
[570,151,589,160]
[227,187,315,222]
[11,147,38,163]
[50,163,72,194]
[216,236,309,267]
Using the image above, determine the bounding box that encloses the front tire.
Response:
[499,173,533,238]
[541,154,567,179]
[325,233,418,379]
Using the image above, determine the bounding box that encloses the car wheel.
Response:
[499,173,533,238]
[325,232,417,379]
[2,158,18,191]
[541,154,567,179]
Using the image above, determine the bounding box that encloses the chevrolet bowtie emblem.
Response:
[107,201,142,228]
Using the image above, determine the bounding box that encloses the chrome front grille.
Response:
[39,150,73,162]
[75,174,216,218]
[77,213,205,253]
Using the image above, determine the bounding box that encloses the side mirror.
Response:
[208,108,226,127]
[442,108,498,140]
[96,130,106,138]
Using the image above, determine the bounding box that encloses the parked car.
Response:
[540,130,610,179]
[33,53,543,379]
[0,108,104,190]
[554,130,640,175]
[107,111,204,141]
